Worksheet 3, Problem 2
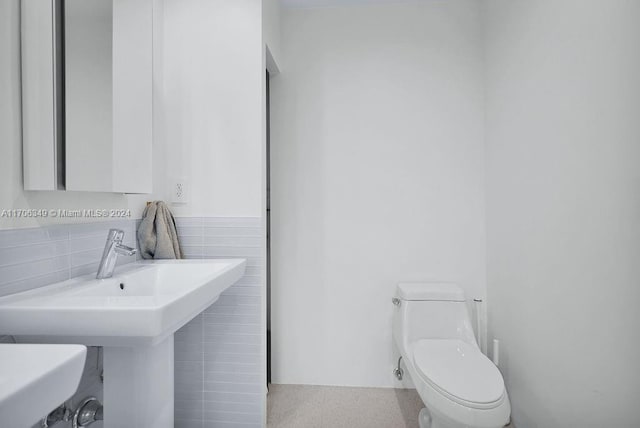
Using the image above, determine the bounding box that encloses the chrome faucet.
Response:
[96,229,137,279]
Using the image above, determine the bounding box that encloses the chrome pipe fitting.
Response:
[41,404,70,427]
[72,397,103,428]
[393,356,404,381]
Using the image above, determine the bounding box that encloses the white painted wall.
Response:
[271,0,486,387]
[0,0,165,230]
[282,0,440,8]
[160,0,263,218]
[483,1,640,426]
[159,2,270,423]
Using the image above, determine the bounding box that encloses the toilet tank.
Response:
[392,283,477,356]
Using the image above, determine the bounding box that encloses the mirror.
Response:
[21,0,153,194]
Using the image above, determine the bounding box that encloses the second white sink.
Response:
[0,344,86,427]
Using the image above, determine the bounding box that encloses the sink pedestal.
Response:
[103,335,174,428]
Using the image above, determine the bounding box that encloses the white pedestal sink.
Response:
[0,259,246,428]
[0,344,86,427]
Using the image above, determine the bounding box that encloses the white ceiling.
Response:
[282,0,438,8]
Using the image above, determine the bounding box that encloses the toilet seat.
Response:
[413,339,505,410]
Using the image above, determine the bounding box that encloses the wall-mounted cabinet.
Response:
[21,0,153,194]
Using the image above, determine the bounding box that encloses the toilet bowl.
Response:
[392,283,510,428]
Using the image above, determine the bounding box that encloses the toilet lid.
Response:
[413,339,505,406]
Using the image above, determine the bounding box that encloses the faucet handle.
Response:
[115,244,137,256]
[106,229,125,242]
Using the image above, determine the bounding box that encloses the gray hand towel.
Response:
[137,201,183,259]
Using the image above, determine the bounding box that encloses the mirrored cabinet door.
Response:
[21,0,153,194]
[21,0,64,191]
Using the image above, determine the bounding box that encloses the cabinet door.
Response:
[65,0,152,193]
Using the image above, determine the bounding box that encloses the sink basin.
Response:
[0,259,246,346]
[0,344,86,427]
[0,259,247,428]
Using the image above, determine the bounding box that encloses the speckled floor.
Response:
[267,384,425,428]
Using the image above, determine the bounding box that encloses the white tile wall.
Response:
[174,217,264,428]
[0,220,137,297]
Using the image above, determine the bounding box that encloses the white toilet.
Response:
[392,283,511,428]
